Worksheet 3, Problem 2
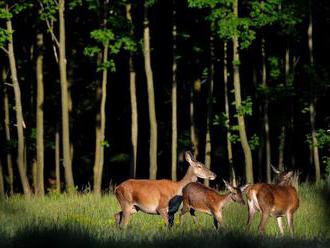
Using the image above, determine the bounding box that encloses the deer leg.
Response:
[258,212,270,235]
[286,212,294,236]
[114,211,123,226]
[190,209,198,225]
[276,217,284,236]
[158,208,169,226]
[246,200,256,230]
[179,204,189,225]
[213,211,223,230]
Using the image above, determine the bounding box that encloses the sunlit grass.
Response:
[0,184,329,247]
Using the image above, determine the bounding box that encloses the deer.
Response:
[245,165,299,236]
[114,151,217,228]
[179,180,249,229]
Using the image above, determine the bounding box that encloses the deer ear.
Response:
[223,179,235,193]
[240,184,250,192]
[185,151,193,163]
[283,171,294,180]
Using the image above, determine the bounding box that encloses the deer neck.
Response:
[177,166,197,194]
[219,193,233,209]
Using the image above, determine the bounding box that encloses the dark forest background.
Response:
[0,0,330,196]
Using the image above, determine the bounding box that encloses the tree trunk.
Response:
[204,32,214,186]
[232,0,254,183]
[0,159,4,198]
[171,0,178,181]
[2,68,14,195]
[126,3,138,179]
[224,42,236,186]
[261,36,271,183]
[190,79,200,157]
[93,43,108,195]
[6,15,32,196]
[58,0,75,193]
[36,32,45,196]
[55,128,61,193]
[307,1,320,183]
[143,5,158,179]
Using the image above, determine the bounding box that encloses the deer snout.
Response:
[209,173,217,180]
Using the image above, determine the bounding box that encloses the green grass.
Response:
[0,184,329,247]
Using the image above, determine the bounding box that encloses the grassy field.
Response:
[0,184,329,248]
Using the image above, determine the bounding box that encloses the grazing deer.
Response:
[114,151,216,228]
[179,180,249,229]
[246,165,299,235]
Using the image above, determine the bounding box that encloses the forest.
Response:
[1,0,330,247]
[0,0,330,198]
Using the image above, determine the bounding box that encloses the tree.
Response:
[0,4,32,196]
[35,31,45,196]
[39,0,75,193]
[2,67,14,194]
[144,1,158,179]
[126,2,138,179]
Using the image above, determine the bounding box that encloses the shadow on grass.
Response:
[1,226,329,248]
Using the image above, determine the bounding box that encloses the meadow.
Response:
[0,184,329,248]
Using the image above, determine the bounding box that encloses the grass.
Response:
[0,184,329,248]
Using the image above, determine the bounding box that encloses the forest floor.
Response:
[0,184,329,248]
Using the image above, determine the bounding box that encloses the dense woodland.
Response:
[0,0,330,197]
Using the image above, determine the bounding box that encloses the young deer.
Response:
[246,165,299,235]
[114,151,216,228]
[179,180,249,229]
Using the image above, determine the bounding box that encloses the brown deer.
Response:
[179,180,249,229]
[114,151,216,228]
[246,165,299,235]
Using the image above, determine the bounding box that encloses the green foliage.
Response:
[0,27,10,48]
[100,140,110,148]
[83,46,101,57]
[109,153,130,162]
[268,56,281,79]
[91,29,115,45]
[306,129,330,149]
[213,112,228,127]
[248,133,260,150]
[0,8,12,19]
[39,0,58,22]
[237,96,253,116]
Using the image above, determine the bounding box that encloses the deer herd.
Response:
[114,151,299,236]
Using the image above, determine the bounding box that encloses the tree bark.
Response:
[307,1,320,183]
[0,159,4,197]
[126,3,138,179]
[204,32,214,186]
[2,68,14,195]
[55,128,61,192]
[93,43,108,195]
[143,5,158,179]
[171,0,178,181]
[261,36,271,183]
[36,32,45,196]
[190,79,200,158]
[224,42,236,186]
[6,15,32,196]
[232,0,254,183]
[58,0,75,193]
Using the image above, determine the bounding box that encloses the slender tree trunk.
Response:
[2,68,14,195]
[55,128,61,192]
[307,1,320,183]
[171,0,178,181]
[0,159,4,197]
[261,36,271,183]
[224,42,236,186]
[278,46,290,171]
[204,32,214,186]
[143,5,158,179]
[190,80,200,157]
[58,0,75,193]
[36,32,45,196]
[6,15,32,196]
[93,43,108,195]
[232,0,254,183]
[126,3,138,179]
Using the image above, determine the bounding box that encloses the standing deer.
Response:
[114,151,216,228]
[246,165,299,235]
[179,180,249,229]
